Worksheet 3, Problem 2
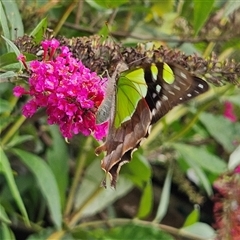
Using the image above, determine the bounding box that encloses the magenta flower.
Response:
[13,39,108,140]
[17,53,28,70]
[234,165,240,174]
[213,169,240,240]
[223,101,237,122]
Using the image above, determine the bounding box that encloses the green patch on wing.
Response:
[163,63,174,84]
[115,67,148,128]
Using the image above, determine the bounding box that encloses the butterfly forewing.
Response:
[115,68,148,128]
[144,62,209,123]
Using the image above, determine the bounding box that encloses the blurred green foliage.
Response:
[0,0,239,239]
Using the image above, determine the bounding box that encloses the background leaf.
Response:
[30,17,48,44]
[12,149,62,229]
[200,112,240,152]
[193,0,214,35]
[94,0,128,9]
[180,222,215,239]
[136,181,153,218]
[174,143,227,174]
[0,147,29,225]
[0,1,10,44]
[122,152,152,187]
[1,0,24,39]
[153,165,173,223]
[74,159,134,218]
[0,223,16,240]
[183,205,200,227]
[228,145,240,171]
[72,223,174,240]
[0,204,11,224]
[1,36,21,57]
[46,126,69,209]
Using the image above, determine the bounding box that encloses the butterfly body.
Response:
[96,62,209,187]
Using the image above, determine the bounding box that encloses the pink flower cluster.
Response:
[14,39,108,140]
[213,168,240,239]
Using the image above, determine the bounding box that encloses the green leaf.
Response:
[180,222,215,239]
[26,228,55,240]
[98,24,110,42]
[94,0,128,9]
[0,223,16,240]
[183,156,213,196]
[193,0,214,35]
[174,143,227,196]
[72,223,174,240]
[1,36,21,57]
[1,0,24,39]
[0,99,12,114]
[0,71,17,80]
[12,149,62,229]
[136,181,153,218]
[74,159,133,217]
[6,135,34,148]
[199,112,240,152]
[111,223,173,240]
[0,173,35,202]
[46,126,69,209]
[0,52,36,68]
[108,223,173,240]
[116,67,147,128]
[122,152,152,187]
[228,145,240,171]
[225,93,240,107]
[0,52,20,68]
[85,0,106,10]
[0,147,29,225]
[153,165,173,223]
[183,205,200,227]
[174,143,227,174]
[0,1,10,44]
[181,1,193,22]
[0,116,16,134]
[145,1,174,22]
[0,204,11,224]
[223,1,240,17]
[30,17,48,44]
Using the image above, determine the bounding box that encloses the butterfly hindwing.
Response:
[96,98,151,187]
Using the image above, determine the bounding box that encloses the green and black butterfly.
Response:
[96,62,209,187]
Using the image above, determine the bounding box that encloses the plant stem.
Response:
[1,115,26,146]
[75,218,207,240]
[68,186,103,227]
[167,101,212,143]
[46,230,66,240]
[64,137,92,216]
[54,0,77,35]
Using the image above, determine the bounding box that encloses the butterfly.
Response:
[95,61,209,187]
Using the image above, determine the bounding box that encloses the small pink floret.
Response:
[223,101,237,122]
